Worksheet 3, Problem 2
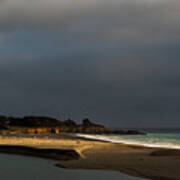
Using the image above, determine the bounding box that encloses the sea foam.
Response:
[76,133,180,149]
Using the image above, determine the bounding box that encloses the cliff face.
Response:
[0,116,108,134]
[0,116,145,135]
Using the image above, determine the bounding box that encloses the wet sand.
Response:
[0,135,180,180]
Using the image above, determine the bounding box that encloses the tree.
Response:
[82,118,93,126]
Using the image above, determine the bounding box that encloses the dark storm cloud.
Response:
[0,0,180,127]
[1,44,180,127]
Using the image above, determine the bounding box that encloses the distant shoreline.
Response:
[0,134,180,180]
[0,115,145,135]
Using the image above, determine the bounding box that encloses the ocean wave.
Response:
[76,133,180,149]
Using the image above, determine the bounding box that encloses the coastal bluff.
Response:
[0,115,144,135]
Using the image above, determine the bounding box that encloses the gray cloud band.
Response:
[0,0,180,44]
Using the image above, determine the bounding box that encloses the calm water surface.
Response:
[0,154,148,180]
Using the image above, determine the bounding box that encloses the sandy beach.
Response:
[0,134,180,180]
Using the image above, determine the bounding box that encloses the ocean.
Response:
[0,154,147,180]
[76,128,180,149]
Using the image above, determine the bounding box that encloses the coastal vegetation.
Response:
[0,115,144,135]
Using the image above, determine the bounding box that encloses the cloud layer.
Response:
[0,0,180,44]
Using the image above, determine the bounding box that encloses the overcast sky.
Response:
[0,0,180,128]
